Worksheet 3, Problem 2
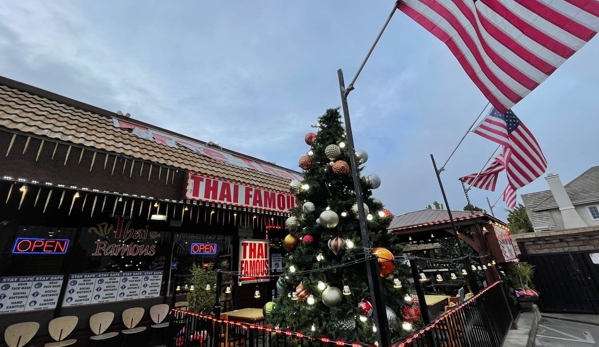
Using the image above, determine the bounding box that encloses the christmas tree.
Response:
[268,108,418,345]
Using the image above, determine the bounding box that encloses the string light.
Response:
[462,269,468,276]
[190,285,195,291]
[339,142,346,148]
[477,266,482,271]
[291,292,298,301]
[346,239,354,249]
[308,150,314,156]
[225,286,231,294]
[471,265,477,271]
[359,315,368,322]
[402,322,413,331]
[205,284,211,291]
[373,325,377,332]
[176,286,181,291]
[74,192,80,198]
[316,253,324,262]
[307,295,315,305]
[289,265,296,273]
[492,260,496,265]
[301,184,310,191]
[254,285,261,299]
[419,273,427,282]
[19,185,27,192]
[378,211,385,217]
[317,281,326,291]
[450,273,457,280]
[343,285,351,295]
[482,265,487,270]
[393,279,402,289]
[366,214,373,221]
[404,294,412,304]
[311,324,316,331]
[436,274,443,282]
[341,212,348,217]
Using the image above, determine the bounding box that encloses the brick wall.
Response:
[511,226,599,254]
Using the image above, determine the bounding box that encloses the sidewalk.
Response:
[502,305,542,347]
[542,313,599,326]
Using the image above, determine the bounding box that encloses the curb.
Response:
[542,314,599,327]
[502,304,541,347]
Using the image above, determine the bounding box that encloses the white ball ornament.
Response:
[367,174,381,189]
[319,210,339,228]
[285,216,299,228]
[351,203,370,216]
[289,180,301,193]
[322,286,343,307]
[325,144,341,161]
[355,150,369,164]
[302,202,315,214]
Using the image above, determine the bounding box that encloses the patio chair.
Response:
[148,304,170,346]
[45,316,78,347]
[120,307,147,347]
[89,312,119,346]
[4,322,39,347]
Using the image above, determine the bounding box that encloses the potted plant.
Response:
[507,262,539,311]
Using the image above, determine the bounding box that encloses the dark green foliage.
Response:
[270,108,416,345]
[463,204,485,213]
[188,264,217,313]
[507,204,533,234]
[425,201,444,210]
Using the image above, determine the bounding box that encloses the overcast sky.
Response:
[1,1,598,222]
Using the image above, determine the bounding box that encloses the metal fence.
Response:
[392,281,516,347]
[168,309,369,347]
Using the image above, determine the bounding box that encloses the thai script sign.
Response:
[186,173,296,212]
[238,240,269,285]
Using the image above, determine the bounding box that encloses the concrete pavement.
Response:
[536,317,598,346]
[542,313,599,327]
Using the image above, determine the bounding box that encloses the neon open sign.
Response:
[190,242,217,255]
[12,238,70,255]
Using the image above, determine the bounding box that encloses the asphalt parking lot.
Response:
[536,317,599,346]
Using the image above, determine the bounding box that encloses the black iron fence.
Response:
[168,308,369,347]
[392,281,516,347]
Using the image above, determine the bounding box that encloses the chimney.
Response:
[545,173,587,229]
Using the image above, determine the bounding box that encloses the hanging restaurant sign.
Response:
[88,216,158,257]
[186,173,296,212]
[190,242,218,255]
[238,240,269,285]
[12,238,70,255]
[493,224,517,262]
[113,119,303,181]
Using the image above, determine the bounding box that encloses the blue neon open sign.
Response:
[12,238,70,255]
[190,242,217,255]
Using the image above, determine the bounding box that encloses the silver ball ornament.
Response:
[386,306,398,327]
[367,174,381,189]
[276,278,285,294]
[355,150,369,164]
[322,286,343,307]
[319,210,339,228]
[302,202,315,214]
[285,216,298,228]
[290,180,301,193]
[325,144,341,161]
[351,203,369,216]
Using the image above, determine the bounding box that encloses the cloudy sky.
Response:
[1,1,598,221]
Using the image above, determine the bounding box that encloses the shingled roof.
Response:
[0,76,299,192]
[388,209,505,231]
[521,166,599,230]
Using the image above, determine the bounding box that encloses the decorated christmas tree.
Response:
[268,108,419,345]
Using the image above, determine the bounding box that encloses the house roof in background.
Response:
[0,76,299,192]
[388,209,505,231]
[522,166,599,212]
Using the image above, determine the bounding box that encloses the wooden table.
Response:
[424,295,449,319]
[221,308,264,322]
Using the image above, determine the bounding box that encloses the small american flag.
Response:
[474,108,547,189]
[459,152,505,191]
[503,183,517,209]
[398,0,599,112]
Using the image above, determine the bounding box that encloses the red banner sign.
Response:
[186,173,296,212]
[238,240,269,285]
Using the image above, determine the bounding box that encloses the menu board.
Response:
[0,275,64,314]
[63,271,163,307]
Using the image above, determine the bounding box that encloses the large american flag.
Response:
[398,0,599,113]
[459,152,505,191]
[473,108,548,189]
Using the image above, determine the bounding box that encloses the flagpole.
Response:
[465,144,501,192]
[438,101,490,173]
[345,2,398,94]
[486,197,495,216]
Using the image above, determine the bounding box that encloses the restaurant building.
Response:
[0,76,298,335]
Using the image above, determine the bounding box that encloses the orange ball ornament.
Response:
[299,156,312,170]
[371,247,395,278]
[332,160,350,175]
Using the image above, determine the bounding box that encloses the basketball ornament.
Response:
[263,302,277,320]
[296,284,309,302]
[328,237,345,255]
[332,160,350,175]
[371,247,396,277]
[299,156,312,170]
[305,133,317,145]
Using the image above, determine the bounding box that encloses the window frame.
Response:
[587,205,599,220]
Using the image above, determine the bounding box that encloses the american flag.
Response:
[503,183,517,209]
[474,108,547,189]
[398,0,599,113]
[459,152,505,191]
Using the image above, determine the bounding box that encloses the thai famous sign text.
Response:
[186,173,296,212]
[238,240,269,285]
[88,216,159,257]
[113,119,302,181]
